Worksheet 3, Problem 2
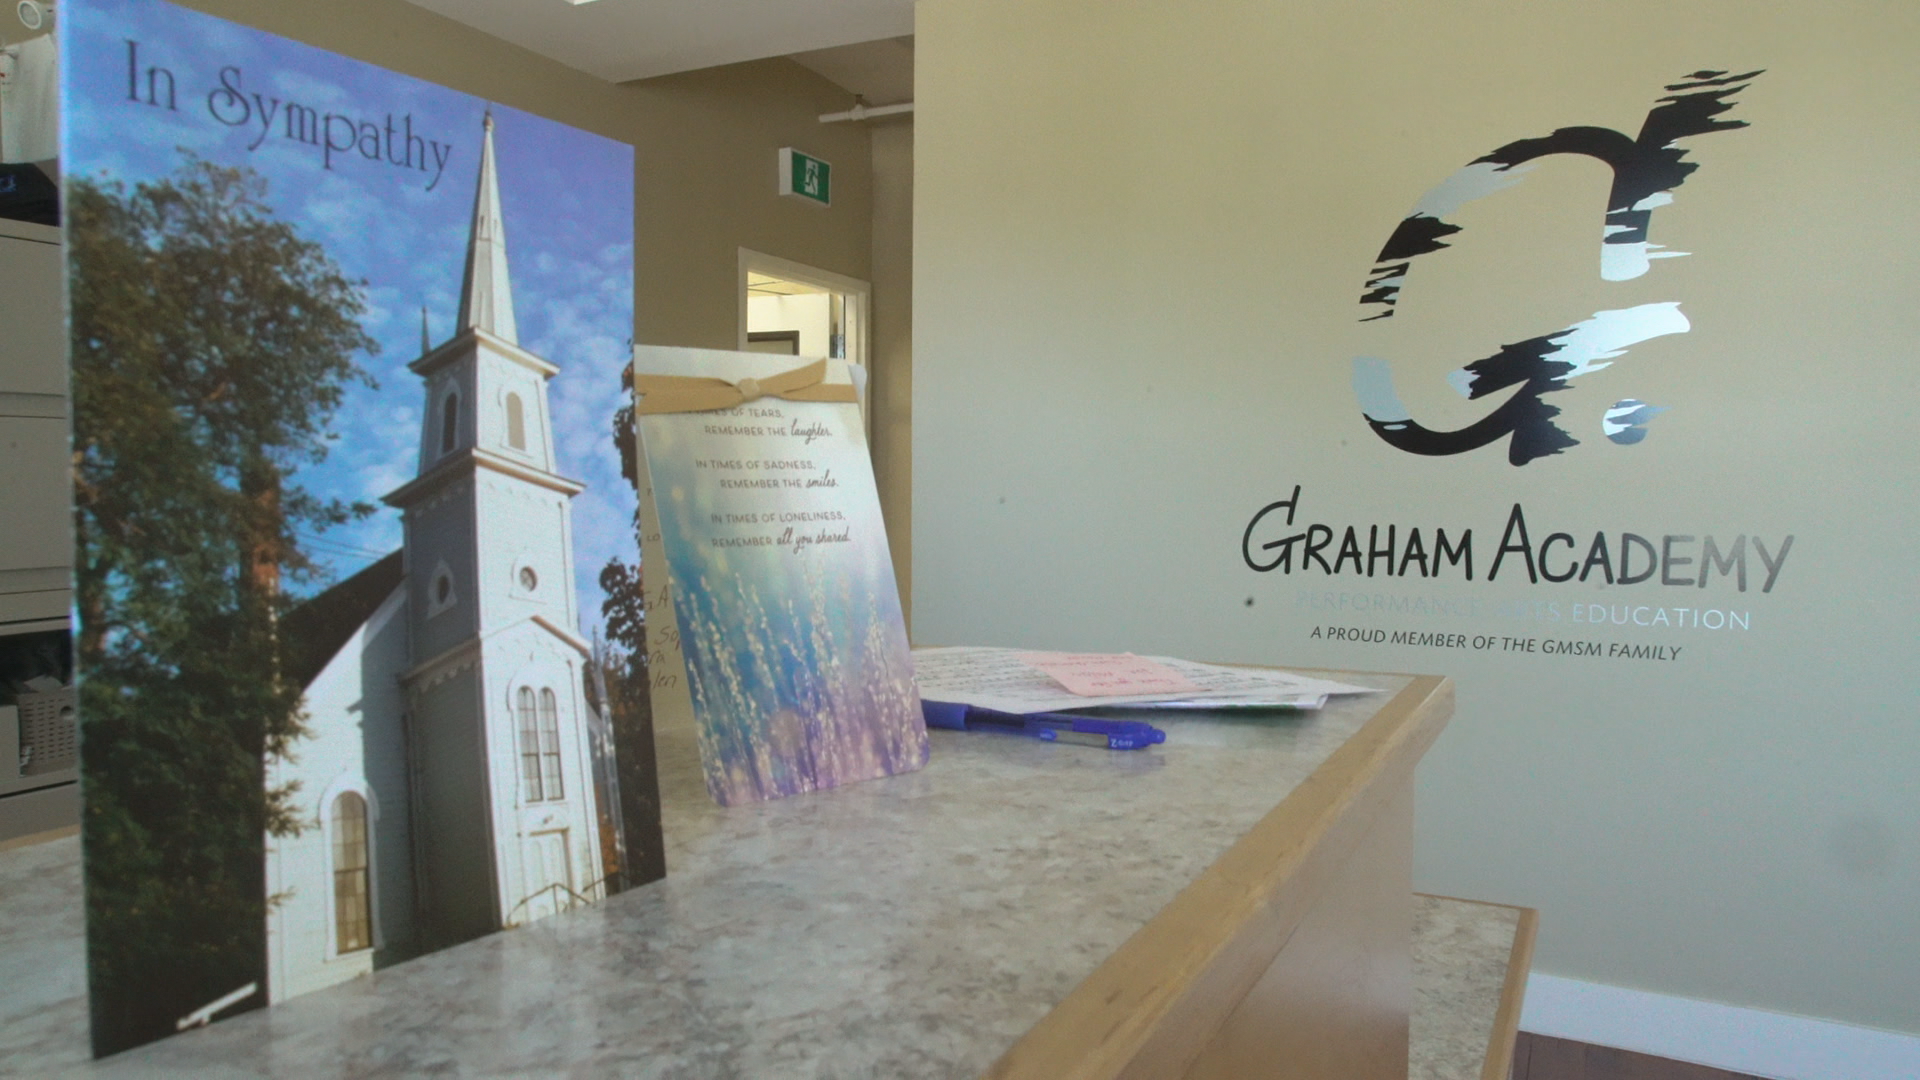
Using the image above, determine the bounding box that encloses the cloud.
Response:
[358,462,410,502]
[266,68,353,109]
[72,14,634,619]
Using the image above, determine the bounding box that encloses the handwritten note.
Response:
[1018,652,1201,696]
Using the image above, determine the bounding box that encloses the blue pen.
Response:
[920,700,1165,750]
[1024,712,1168,747]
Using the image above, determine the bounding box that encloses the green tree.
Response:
[598,367,665,887]
[70,158,376,1056]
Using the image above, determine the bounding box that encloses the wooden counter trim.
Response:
[0,822,79,854]
[984,674,1454,1080]
[1484,904,1538,1080]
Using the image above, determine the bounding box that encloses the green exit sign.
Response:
[778,147,831,206]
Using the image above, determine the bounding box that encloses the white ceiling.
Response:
[402,0,916,84]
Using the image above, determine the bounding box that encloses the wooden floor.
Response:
[1512,1034,1768,1080]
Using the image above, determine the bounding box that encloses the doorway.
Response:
[520,828,573,923]
[738,249,869,369]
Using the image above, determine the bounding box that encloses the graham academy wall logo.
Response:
[1349,69,1764,466]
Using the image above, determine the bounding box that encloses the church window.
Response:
[518,566,538,592]
[506,392,526,450]
[539,689,565,800]
[440,392,459,454]
[517,687,545,801]
[516,688,566,802]
[331,792,372,954]
[428,562,457,617]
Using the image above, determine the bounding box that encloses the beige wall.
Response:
[177,0,873,351]
[870,120,914,627]
[915,0,1920,1035]
[628,59,873,349]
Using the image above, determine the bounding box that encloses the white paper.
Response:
[911,646,1378,714]
[1100,693,1330,711]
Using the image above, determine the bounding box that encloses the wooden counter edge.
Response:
[1484,902,1538,1080]
[984,674,1455,1080]
[0,822,79,854]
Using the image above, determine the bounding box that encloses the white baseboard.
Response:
[1520,973,1920,1080]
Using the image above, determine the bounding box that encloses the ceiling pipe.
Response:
[819,101,914,124]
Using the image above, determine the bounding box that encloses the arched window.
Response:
[506,392,526,450]
[538,689,564,800]
[517,687,544,801]
[440,392,459,454]
[331,792,371,954]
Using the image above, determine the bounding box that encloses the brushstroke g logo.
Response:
[1351,69,1762,465]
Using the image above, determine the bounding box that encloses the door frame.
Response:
[737,248,870,370]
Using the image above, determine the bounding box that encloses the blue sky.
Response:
[66,0,637,639]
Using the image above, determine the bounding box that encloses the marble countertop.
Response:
[1411,894,1529,1080]
[3,672,1413,1078]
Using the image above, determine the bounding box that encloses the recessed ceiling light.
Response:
[561,0,602,6]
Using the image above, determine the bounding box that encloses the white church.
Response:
[264,116,615,1004]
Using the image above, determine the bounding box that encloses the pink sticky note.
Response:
[1018,652,1202,697]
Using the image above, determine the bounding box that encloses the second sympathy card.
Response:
[631,347,925,807]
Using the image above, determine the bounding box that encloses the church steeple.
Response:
[380,110,603,949]
[456,113,518,345]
